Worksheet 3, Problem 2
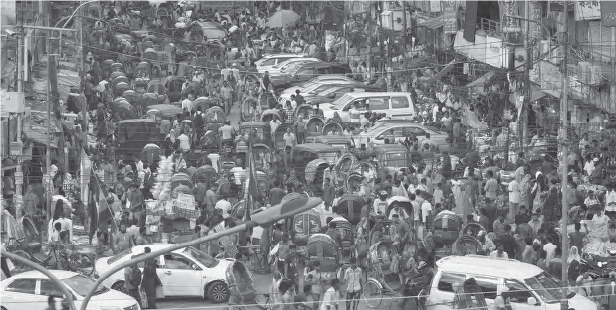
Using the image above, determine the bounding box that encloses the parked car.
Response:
[424,255,596,310]
[270,62,353,93]
[268,58,320,76]
[95,244,232,303]
[319,92,418,124]
[0,270,139,310]
[278,82,381,105]
[366,119,451,152]
[256,54,306,73]
[279,75,358,97]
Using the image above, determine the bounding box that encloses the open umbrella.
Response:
[266,10,300,28]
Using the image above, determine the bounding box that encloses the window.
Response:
[40,280,65,297]
[5,278,36,294]
[377,127,404,140]
[298,68,313,76]
[437,272,466,292]
[504,279,535,304]
[107,247,133,264]
[260,58,277,66]
[471,276,499,300]
[405,126,427,136]
[368,97,390,110]
[316,67,330,74]
[164,254,194,270]
[391,96,410,109]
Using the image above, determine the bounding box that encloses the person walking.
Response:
[343,258,362,310]
[141,250,162,309]
[124,258,143,308]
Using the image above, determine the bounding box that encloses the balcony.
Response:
[476,17,522,44]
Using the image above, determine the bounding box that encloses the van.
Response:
[425,255,596,310]
[320,92,417,124]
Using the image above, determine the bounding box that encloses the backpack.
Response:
[129,266,142,287]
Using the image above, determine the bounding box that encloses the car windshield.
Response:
[331,94,354,109]
[107,248,133,264]
[184,246,219,268]
[524,272,575,303]
[309,84,336,94]
[63,275,108,297]
[382,153,411,167]
[286,64,304,76]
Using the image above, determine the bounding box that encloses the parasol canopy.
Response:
[143,143,160,151]
[266,10,300,28]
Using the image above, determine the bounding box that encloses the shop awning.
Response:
[466,70,496,88]
[530,84,548,102]
[420,16,444,30]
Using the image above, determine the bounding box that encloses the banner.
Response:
[601,1,616,27]
[0,1,15,31]
[529,1,543,39]
[441,1,459,34]
[174,193,195,210]
[575,0,601,21]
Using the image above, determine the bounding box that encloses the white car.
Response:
[279,75,358,98]
[255,54,306,73]
[320,92,418,124]
[268,58,319,77]
[94,244,233,303]
[0,270,139,310]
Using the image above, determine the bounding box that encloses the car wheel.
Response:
[206,281,229,303]
[111,281,127,294]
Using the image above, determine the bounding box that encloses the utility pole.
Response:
[559,3,569,310]
[378,2,384,76]
[402,2,408,71]
[14,33,24,220]
[46,37,53,221]
[522,0,530,152]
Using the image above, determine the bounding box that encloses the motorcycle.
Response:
[580,244,616,309]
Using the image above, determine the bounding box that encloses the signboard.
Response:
[198,1,246,11]
[174,193,195,210]
[453,31,507,68]
[575,1,601,21]
[1,91,25,113]
[529,1,543,39]
[601,1,616,27]
[441,1,458,34]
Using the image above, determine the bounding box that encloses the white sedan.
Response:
[0,270,139,310]
[94,244,233,303]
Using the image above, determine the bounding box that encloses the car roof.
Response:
[436,255,543,279]
[314,136,352,143]
[295,143,338,152]
[373,144,409,153]
[307,75,355,83]
[311,82,380,89]
[344,92,413,99]
[262,53,303,59]
[5,270,78,280]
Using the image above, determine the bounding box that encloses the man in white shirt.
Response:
[508,179,520,222]
[584,158,596,177]
[343,259,362,310]
[421,200,432,226]
[372,192,388,215]
[388,203,410,221]
[178,131,190,152]
[181,94,193,111]
[320,278,340,310]
[215,197,232,219]
[135,158,144,173]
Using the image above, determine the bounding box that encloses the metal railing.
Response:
[478,18,502,38]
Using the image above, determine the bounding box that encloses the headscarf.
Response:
[568,246,581,263]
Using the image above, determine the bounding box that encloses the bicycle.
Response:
[6,237,95,276]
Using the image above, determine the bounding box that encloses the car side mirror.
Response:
[327,93,336,99]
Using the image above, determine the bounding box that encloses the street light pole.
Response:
[559,4,569,310]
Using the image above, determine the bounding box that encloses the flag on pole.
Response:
[243,142,259,221]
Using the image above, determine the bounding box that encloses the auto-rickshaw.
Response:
[432,211,462,247]
[239,122,272,146]
[274,124,294,151]
[256,170,270,197]
[314,135,355,154]
[111,62,124,72]
[291,143,339,179]
[345,172,363,194]
[336,195,364,227]
[110,71,126,80]
[193,97,216,111]
[260,109,281,123]
[322,122,344,135]
[305,234,340,285]
[328,217,354,264]
[112,74,129,88]
[304,117,325,142]
[373,144,412,181]
[304,158,329,185]
[206,106,226,126]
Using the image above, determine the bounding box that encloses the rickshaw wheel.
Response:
[11,250,33,274]
[363,279,382,308]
